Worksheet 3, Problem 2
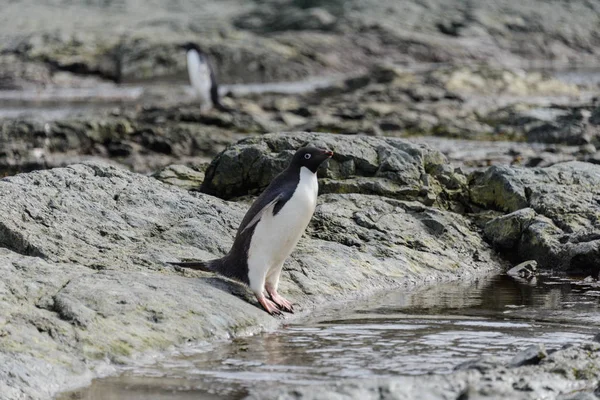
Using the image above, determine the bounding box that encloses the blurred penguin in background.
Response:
[181,42,227,112]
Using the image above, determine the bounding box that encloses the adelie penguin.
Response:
[170,147,334,315]
[181,42,228,112]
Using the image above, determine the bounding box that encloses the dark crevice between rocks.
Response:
[46,58,120,83]
[456,390,470,400]
[569,252,600,278]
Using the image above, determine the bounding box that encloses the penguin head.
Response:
[180,42,209,61]
[180,42,204,53]
[292,147,334,173]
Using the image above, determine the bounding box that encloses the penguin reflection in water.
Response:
[181,42,227,112]
[170,147,333,315]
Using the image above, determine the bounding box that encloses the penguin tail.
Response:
[168,259,217,273]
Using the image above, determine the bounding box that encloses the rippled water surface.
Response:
[61,274,600,400]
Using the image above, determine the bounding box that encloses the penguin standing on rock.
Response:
[180,42,227,112]
[170,147,334,315]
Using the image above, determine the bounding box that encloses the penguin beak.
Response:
[324,150,334,158]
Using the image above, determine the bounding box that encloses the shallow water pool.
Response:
[60,273,600,400]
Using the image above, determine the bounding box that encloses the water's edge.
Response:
[61,273,600,400]
[56,268,504,399]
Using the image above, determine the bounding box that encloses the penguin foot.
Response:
[267,290,294,313]
[256,295,283,316]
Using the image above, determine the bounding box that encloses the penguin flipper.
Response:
[241,193,283,234]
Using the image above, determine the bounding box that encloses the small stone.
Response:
[509,344,547,367]
[507,260,538,280]
[580,144,597,155]
[454,358,499,373]
[278,112,308,127]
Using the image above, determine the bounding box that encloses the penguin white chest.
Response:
[248,167,318,271]
[186,49,213,110]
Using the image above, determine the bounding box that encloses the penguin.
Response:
[170,147,334,315]
[180,42,227,112]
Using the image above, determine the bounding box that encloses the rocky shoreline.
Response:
[0,132,599,399]
[1,133,503,399]
[2,0,600,398]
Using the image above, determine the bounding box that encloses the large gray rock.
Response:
[0,147,498,399]
[0,54,52,89]
[471,161,600,275]
[201,132,465,209]
[246,343,600,400]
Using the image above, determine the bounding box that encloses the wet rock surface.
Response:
[506,260,538,282]
[247,343,600,400]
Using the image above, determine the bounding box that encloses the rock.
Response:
[559,393,599,400]
[590,107,600,126]
[431,65,579,97]
[152,164,207,190]
[454,358,501,373]
[581,144,597,155]
[278,112,309,127]
[471,162,600,275]
[526,110,592,145]
[234,1,343,32]
[0,132,500,399]
[2,0,600,89]
[510,344,547,367]
[7,31,322,84]
[406,136,592,171]
[246,344,600,400]
[0,108,244,176]
[484,209,537,249]
[506,260,538,281]
[201,132,466,209]
[0,55,52,89]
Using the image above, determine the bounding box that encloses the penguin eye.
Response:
[304,154,312,160]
